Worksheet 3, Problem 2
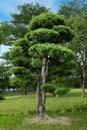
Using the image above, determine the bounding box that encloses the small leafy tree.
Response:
[10,38,37,94]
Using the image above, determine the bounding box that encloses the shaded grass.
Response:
[0,112,87,130]
[0,113,86,130]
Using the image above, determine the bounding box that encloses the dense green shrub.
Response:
[47,103,87,114]
[54,86,70,96]
[41,83,55,95]
[41,83,70,96]
[0,94,5,100]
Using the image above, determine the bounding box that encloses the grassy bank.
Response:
[0,89,87,130]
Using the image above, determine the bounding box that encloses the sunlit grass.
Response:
[0,89,87,130]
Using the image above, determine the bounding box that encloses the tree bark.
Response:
[82,66,85,97]
[36,80,39,99]
[37,58,48,118]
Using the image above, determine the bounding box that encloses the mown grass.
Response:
[0,89,87,130]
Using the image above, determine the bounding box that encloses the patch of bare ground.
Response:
[22,115,71,126]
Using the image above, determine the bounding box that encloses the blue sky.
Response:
[0,0,66,22]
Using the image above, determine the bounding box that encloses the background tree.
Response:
[11,3,49,39]
[58,0,87,97]
[67,11,87,97]
[0,21,13,45]
[58,0,87,18]
[0,63,10,92]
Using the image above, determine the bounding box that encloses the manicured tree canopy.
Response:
[28,13,65,30]
[26,28,59,43]
[29,43,75,60]
[26,12,75,118]
[27,13,75,73]
[27,13,74,44]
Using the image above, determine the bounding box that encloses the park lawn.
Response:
[0,89,87,130]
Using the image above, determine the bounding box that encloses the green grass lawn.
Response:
[0,89,87,130]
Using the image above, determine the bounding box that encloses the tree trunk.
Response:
[24,88,28,95]
[22,88,28,95]
[36,81,39,99]
[82,66,85,97]
[37,86,46,118]
[37,58,48,118]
